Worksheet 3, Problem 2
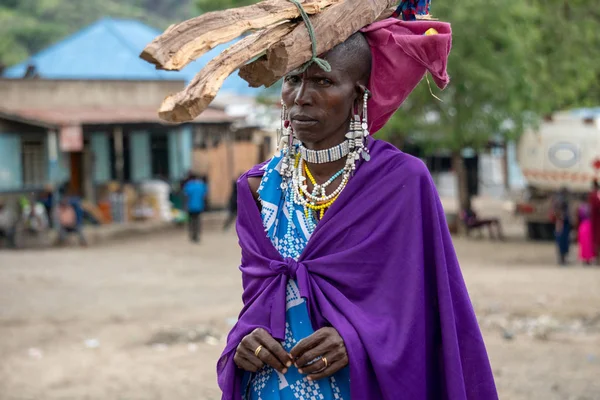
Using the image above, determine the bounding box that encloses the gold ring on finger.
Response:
[254,345,263,358]
[322,356,328,368]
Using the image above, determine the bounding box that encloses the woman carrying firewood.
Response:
[218,4,498,400]
[142,0,498,398]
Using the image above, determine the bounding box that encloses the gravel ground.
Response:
[0,214,599,400]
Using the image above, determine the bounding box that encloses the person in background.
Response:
[183,173,208,243]
[39,185,55,228]
[588,179,600,264]
[577,202,595,265]
[57,197,87,247]
[223,179,238,231]
[0,200,17,248]
[20,194,48,234]
[553,187,571,265]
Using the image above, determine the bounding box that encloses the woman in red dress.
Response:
[587,180,600,264]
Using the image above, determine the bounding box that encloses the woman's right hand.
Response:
[234,328,292,374]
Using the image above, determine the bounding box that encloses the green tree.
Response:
[532,0,600,110]
[0,0,194,66]
[382,0,600,214]
[383,0,542,213]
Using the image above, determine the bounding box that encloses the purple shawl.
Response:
[218,139,498,399]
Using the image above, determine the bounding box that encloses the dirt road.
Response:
[1,223,599,399]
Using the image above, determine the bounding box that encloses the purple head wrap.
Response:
[361,18,452,134]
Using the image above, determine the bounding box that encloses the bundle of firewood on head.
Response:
[140,0,452,132]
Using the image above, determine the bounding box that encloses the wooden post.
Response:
[226,128,235,188]
[502,142,510,191]
[452,150,471,235]
[113,126,124,184]
[178,126,184,180]
[47,130,60,231]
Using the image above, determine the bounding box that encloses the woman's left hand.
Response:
[289,327,348,381]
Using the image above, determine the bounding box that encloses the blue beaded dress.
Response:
[242,152,351,400]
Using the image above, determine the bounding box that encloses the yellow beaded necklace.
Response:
[302,163,342,220]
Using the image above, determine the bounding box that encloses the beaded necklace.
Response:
[292,155,348,223]
[304,162,345,198]
[277,99,371,254]
[299,141,350,164]
[279,134,364,254]
[304,162,342,220]
[281,154,314,255]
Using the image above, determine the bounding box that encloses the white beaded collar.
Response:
[298,141,350,164]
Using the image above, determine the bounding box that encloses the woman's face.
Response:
[281,51,360,150]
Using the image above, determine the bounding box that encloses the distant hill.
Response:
[0,0,196,66]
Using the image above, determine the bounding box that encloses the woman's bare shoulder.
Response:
[247,176,261,202]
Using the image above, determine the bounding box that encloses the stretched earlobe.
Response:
[358,84,371,100]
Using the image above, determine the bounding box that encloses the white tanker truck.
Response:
[516,112,600,240]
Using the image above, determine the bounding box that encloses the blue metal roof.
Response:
[4,17,261,96]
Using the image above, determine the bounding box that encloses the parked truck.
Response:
[516,112,600,240]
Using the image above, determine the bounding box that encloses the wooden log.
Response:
[238,0,397,87]
[140,0,339,71]
[377,6,398,22]
[157,22,297,123]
